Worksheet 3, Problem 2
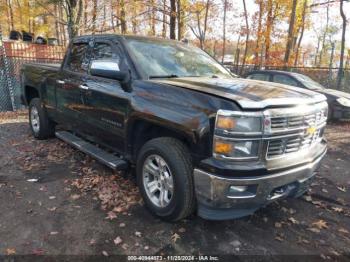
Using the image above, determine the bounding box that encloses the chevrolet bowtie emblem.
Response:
[306,126,317,135]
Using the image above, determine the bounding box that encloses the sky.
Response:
[207,0,350,49]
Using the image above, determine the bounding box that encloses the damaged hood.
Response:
[150,77,327,109]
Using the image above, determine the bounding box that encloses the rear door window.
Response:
[273,74,299,87]
[247,73,270,81]
[66,43,90,73]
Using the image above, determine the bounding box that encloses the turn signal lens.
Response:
[216,116,236,129]
[214,141,233,154]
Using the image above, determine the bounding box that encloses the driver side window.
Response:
[90,42,122,71]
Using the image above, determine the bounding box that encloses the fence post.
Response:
[0,25,16,111]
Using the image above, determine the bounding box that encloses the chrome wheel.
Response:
[30,106,40,133]
[142,154,174,208]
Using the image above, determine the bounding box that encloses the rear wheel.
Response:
[29,98,55,139]
[136,137,195,221]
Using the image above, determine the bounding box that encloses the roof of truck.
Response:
[73,34,184,44]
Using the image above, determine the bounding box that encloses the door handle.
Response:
[79,84,89,90]
[56,80,65,84]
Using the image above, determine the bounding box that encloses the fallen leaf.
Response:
[275,235,284,242]
[70,194,80,200]
[332,207,343,213]
[135,231,142,237]
[171,233,181,243]
[337,186,347,192]
[275,222,282,228]
[303,195,312,202]
[105,211,117,220]
[338,228,349,234]
[144,246,149,250]
[114,236,123,245]
[6,248,16,255]
[307,227,321,233]
[50,231,59,235]
[47,207,57,212]
[121,243,129,250]
[89,239,96,245]
[321,188,328,193]
[102,251,108,256]
[312,219,328,230]
[49,196,56,200]
[288,217,299,224]
[119,223,126,228]
[178,227,186,233]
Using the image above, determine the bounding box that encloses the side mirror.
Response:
[90,60,129,82]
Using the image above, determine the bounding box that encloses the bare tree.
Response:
[170,0,176,39]
[221,0,227,63]
[240,0,249,74]
[337,0,347,89]
[188,0,210,49]
[294,0,307,66]
[284,0,298,67]
[254,0,263,67]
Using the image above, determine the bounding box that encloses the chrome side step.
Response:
[55,131,127,171]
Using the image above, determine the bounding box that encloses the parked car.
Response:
[246,70,350,121]
[21,35,328,221]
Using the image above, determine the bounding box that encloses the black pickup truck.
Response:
[21,34,328,221]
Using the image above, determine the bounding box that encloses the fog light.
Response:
[229,185,248,193]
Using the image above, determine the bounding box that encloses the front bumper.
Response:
[194,142,327,220]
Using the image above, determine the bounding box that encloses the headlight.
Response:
[337,97,350,107]
[213,138,260,159]
[214,110,262,160]
[215,110,262,134]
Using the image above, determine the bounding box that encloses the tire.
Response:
[136,137,195,221]
[29,98,55,139]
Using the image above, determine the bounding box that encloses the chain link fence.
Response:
[226,64,350,93]
[0,28,65,112]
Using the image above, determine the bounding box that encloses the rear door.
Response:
[55,40,92,129]
[79,39,130,152]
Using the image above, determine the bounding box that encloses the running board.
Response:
[55,131,128,171]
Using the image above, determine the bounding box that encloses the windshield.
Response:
[126,38,234,79]
[293,73,325,90]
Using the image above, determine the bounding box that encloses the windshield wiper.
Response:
[149,74,179,79]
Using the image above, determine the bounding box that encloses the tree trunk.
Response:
[240,0,249,75]
[265,0,273,65]
[170,0,176,39]
[8,0,14,30]
[120,0,127,34]
[221,0,227,63]
[319,0,330,66]
[162,0,167,37]
[254,0,263,67]
[284,0,298,68]
[294,0,307,66]
[92,0,98,34]
[177,0,184,40]
[337,0,347,90]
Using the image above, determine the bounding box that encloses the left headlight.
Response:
[337,97,350,107]
[213,110,262,160]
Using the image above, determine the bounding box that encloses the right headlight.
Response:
[213,110,262,160]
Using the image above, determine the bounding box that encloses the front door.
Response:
[79,40,130,153]
[55,40,92,130]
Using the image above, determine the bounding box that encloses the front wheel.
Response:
[136,137,195,221]
[29,98,55,139]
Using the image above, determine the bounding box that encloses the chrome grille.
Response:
[267,129,323,159]
[267,107,326,159]
[270,108,326,132]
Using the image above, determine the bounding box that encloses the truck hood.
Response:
[150,77,327,109]
[318,88,350,100]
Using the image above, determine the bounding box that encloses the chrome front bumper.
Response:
[193,148,327,220]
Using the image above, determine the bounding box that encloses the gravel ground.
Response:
[0,111,349,260]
